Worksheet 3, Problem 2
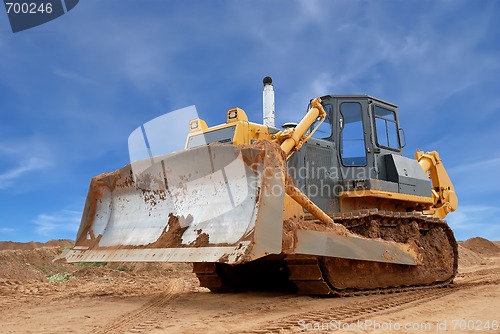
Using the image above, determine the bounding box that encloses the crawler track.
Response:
[195,210,459,296]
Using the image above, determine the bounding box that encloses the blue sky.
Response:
[0,0,499,242]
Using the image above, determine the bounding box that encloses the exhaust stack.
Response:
[263,76,275,128]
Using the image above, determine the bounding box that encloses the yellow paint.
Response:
[188,118,208,133]
[185,107,274,148]
[415,150,458,219]
[340,189,435,205]
[226,107,248,123]
[186,99,326,155]
[283,194,304,221]
[280,98,326,156]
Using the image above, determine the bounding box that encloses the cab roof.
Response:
[319,95,398,108]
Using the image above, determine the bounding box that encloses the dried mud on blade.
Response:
[66,142,285,265]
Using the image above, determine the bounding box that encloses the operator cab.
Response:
[288,95,427,213]
[310,95,404,160]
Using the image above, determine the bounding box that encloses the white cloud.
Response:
[63,14,180,95]
[53,67,95,85]
[447,205,500,241]
[449,157,500,175]
[0,157,51,189]
[33,210,81,237]
[446,156,500,199]
[298,0,322,17]
[0,227,15,233]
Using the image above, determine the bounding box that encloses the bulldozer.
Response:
[65,77,459,296]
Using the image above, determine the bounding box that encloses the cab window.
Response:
[374,106,400,150]
[311,104,333,139]
[340,102,366,166]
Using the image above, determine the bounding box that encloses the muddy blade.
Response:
[66,143,285,265]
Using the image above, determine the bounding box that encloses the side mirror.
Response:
[399,128,407,148]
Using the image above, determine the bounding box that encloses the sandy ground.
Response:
[0,239,499,334]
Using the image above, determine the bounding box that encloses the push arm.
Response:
[415,150,458,219]
[277,98,327,156]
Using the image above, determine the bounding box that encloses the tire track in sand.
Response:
[240,286,454,333]
[95,277,188,334]
[241,275,500,334]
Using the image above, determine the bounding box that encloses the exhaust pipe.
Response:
[263,76,275,128]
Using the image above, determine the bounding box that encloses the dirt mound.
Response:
[0,247,72,283]
[457,245,485,267]
[0,240,73,251]
[461,237,500,256]
[0,243,192,286]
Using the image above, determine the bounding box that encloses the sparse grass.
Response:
[76,262,108,267]
[117,265,128,272]
[47,273,71,282]
[60,245,72,251]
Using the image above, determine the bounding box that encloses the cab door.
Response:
[335,98,376,183]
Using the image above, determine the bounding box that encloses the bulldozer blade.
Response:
[65,142,285,265]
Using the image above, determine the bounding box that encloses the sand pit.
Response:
[0,238,499,333]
